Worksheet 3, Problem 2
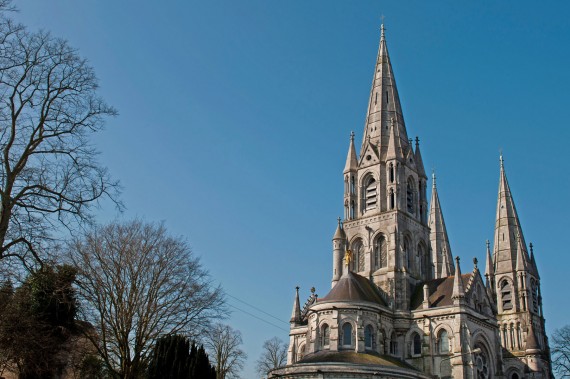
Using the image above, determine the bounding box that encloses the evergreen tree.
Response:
[148,335,216,379]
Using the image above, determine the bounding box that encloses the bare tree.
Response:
[552,325,570,378]
[205,323,247,379]
[255,337,287,378]
[69,220,226,379]
[0,3,119,269]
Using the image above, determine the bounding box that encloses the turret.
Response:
[343,132,358,221]
[332,218,345,286]
[290,286,301,326]
[452,256,465,305]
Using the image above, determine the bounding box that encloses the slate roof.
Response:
[410,273,473,310]
[319,271,386,306]
[298,350,417,370]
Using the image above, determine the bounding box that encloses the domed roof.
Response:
[319,270,386,306]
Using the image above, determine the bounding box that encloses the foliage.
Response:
[148,335,216,379]
[0,0,119,269]
[552,325,570,378]
[0,264,82,378]
[70,220,226,379]
[255,337,288,378]
[205,323,247,379]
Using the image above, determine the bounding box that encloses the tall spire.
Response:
[428,172,454,278]
[452,256,465,303]
[290,286,301,325]
[343,132,358,174]
[361,23,408,156]
[493,155,529,274]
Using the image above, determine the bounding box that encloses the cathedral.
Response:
[269,25,552,379]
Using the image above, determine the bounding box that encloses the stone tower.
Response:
[488,155,552,377]
[336,24,429,311]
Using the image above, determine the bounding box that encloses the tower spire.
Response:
[493,155,529,274]
[428,171,454,278]
[361,23,408,156]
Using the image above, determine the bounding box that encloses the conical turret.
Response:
[414,137,427,178]
[429,172,454,278]
[361,24,408,157]
[452,256,465,304]
[485,240,495,294]
[343,132,358,174]
[290,286,301,325]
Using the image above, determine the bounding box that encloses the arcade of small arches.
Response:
[343,172,427,223]
[347,234,431,279]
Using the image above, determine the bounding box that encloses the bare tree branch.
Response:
[69,220,227,379]
[205,323,247,379]
[0,4,120,269]
[255,337,287,378]
[552,325,570,378]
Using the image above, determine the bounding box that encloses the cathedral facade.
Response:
[269,25,552,379]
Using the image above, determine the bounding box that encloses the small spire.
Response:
[333,217,345,240]
[452,256,465,302]
[414,136,426,178]
[473,257,478,270]
[429,172,454,278]
[516,232,527,271]
[441,250,449,277]
[386,117,403,160]
[290,286,301,325]
[343,131,358,174]
[485,239,494,280]
[525,321,540,353]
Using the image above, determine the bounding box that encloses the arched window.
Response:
[389,189,395,209]
[350,176,355,195]
[404,237,412,270]
[374,235,387,270]
[342,323,353,347]
[511,373,520,379]
[417,243,426,277]
[351,240,364,272]
[344,176,348,195]
[297,344,305,361]
[406,178,415,214]
[531,279,539,313]
[439,330,449,353]
[389,163,394,183]
[321,324,330,348]
[365,325,374,349]
[412,333,422,356]
[500,280,513,311]
[364,177,377,211]
[350,200,355,219]
[474,344,490,379]
[389,332,398,356]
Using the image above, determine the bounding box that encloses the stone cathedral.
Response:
[269,25,552,379]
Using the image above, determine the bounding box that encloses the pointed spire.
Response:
[428,171,454,278]
[333,217,345,240]
[493,155,529,274]
[290,286,301,325]
[529,243,540,278]
[414,137,427,178]
[452,256,465,302]
[386,118,403,161]
[485,240,494,285]
[516,232,527,271]
[343,131,358,174]
[361,23,408,155]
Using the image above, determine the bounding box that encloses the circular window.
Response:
[366,155,372,161]
[475,354,489,379]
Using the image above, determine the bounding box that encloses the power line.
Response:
[226,293,289,325]
[227,303,289,332]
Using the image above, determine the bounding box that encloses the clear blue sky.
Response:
[14,1,570,378]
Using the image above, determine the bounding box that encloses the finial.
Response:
[499,150,504,168]
[473,257,478,268]
[415,136,420,146]
[432,169,436,187]
[408,138,413,145]
[380,15,385,39]
[350,131,355,141]
[310,287,316,294]
[486,239,490,249]
[530,242,534,254]
[295,286,300,291]
[455,256,460,264]
[337,217,341,227]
